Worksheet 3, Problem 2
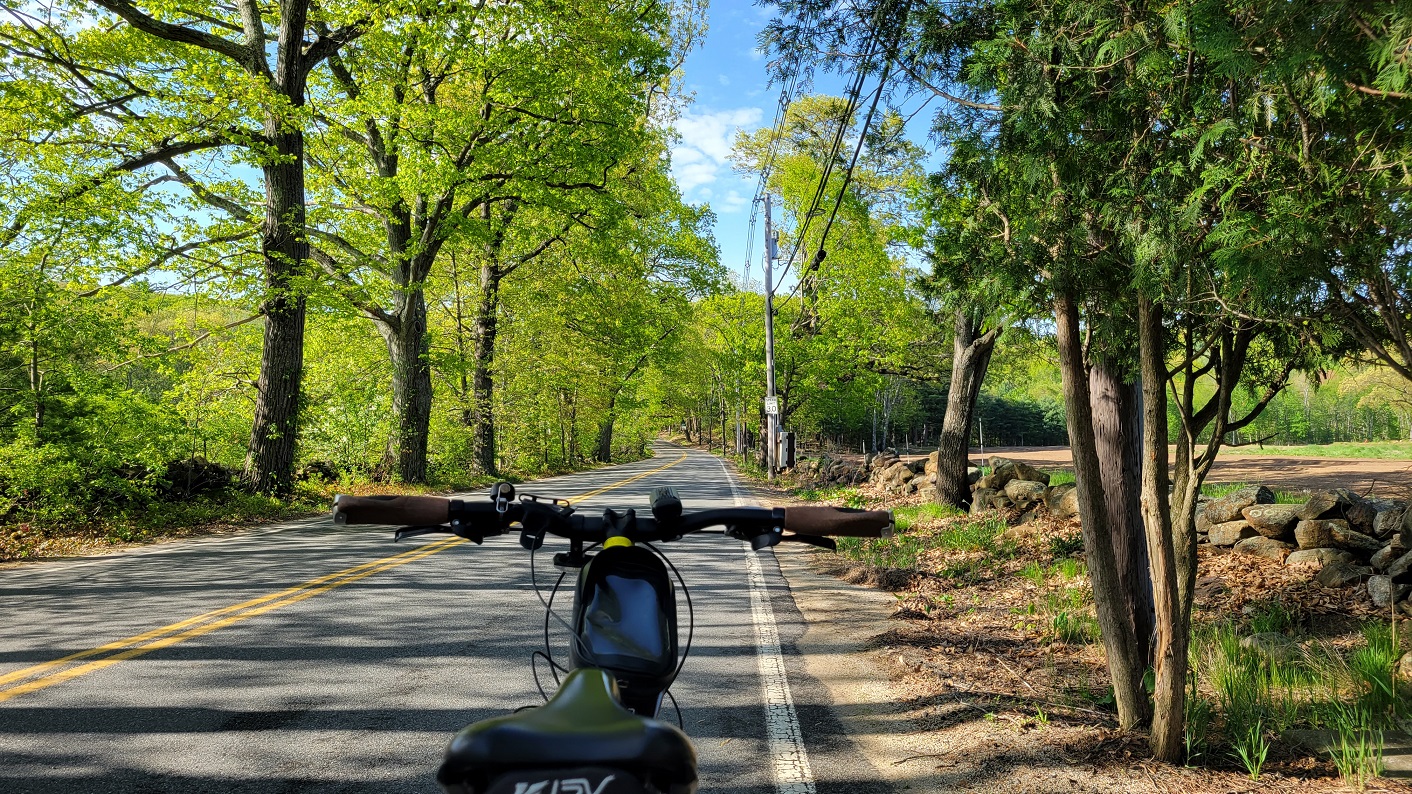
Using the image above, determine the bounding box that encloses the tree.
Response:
[1,0,374,494]
[302,0,691,480]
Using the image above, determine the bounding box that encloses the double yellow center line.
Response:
[0,452,687,703]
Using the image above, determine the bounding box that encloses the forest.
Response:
[0,0,1407,502]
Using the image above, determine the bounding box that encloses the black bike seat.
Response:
[437,668,697,794]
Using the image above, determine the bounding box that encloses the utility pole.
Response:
[763,194,779,479]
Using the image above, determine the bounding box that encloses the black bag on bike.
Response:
[570,544,678,710]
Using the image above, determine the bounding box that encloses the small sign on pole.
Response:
[764,396,779,415]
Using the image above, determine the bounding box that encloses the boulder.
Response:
[1234,536,1294,562]
[1329,523,1384,555]
[970,488,998,515]
[1371,543,1401,571]
[1045,483,1080,520]
[1399,652,1412,681]
[1004,479,1048,507]
[1205,485,1275,524]
[907,458,927,475]
[1299,489,1375,532]
[873,462,913,489]
[1387,549,1412,580]
[1196,508,1215,536]
[1209,520,1258,547]
[1316,561,1372,588]
[1368,575,1411,608]
[1294,519,1345,550]
[164,456,235,496]
[987,457,1051,489]
[924,450,941,476]
[1373,503,1407,539]
[916,483,940,503]
[1241,504,1300,538]
[1000,524,1042,543]
[991,494,1015,510]
[967,466,981,485]
[1286,548,1357,569]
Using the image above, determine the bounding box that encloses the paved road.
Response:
[0,444,891,793]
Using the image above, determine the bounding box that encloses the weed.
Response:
[1047,532,1084,558]
[1020,560,1046,588]
[1046,470,1076,485]
[1328,701,1384,791]
[1248,601,1297,635]
[1050,610,1099,644]
[894,502,962,530]
[1232,719,1270,780]
[1185,693,1213,765]
[1050,558,1084,581]
[1350,621,1403,720]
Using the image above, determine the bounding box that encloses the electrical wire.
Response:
[773,2,892,290]
[778,0,915,312]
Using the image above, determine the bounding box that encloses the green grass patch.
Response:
[1188,618,1409,782]
[835,513,1009,574]
[1200,481,1306,504]
[1045,469,1076,485]
[1246,441,1412,460]
[893,502,963,530]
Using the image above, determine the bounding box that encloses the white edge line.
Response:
[718,454,817,794]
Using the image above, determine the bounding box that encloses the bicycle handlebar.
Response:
[331,489,893,545]
[332,495,451,526]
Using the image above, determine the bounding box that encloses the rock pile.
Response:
[969,457,1078,520]
[1198,486,1412,616]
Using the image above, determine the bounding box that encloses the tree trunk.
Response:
[1138,296,1186,761]
[468,260,500,475]
[595,394,617,463]
[376,284,433,482]
[1053,290,1147,729]
[937,309,999,508]
[245,124,308,496]
[1090,361,1155,666]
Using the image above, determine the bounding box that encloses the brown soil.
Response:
[844,446,1412,497]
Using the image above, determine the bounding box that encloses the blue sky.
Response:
[670,2,857,286]
[672,2,939,285]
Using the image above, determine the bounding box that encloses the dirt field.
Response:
[985,446,1412,496]
[864,446,1412,497]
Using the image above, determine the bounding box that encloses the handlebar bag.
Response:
[570,545,678,691]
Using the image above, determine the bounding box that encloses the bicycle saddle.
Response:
[437,667,698,794]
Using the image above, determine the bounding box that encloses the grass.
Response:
[1238,440,1412,460]
[1188,617,1409,783]
[834,512,1009,575]
[1200,481,1307,504]
[894,501,963,529]
[792,484,869,508]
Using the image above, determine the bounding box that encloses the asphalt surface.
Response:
[0,443,892,794]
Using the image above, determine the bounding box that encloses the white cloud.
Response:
[717,189,748,213]
[670,107,763,202]
[719,74,730,86]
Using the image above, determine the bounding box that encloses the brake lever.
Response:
[394,525,454,542]
[781,534,837,551]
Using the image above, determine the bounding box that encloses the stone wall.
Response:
[788,453,1412,616]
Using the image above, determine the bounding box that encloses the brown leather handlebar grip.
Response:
[332,494,450,526]
[782,506,894,538]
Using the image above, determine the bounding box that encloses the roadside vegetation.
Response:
[772,475,1409,789]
